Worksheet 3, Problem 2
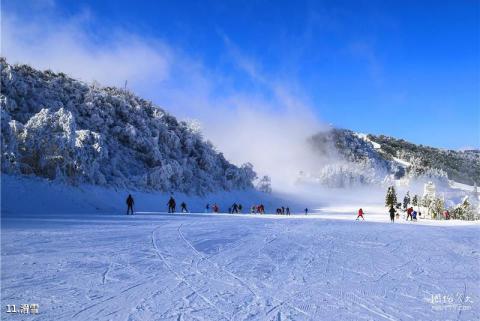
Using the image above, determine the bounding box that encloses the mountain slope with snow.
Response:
[368,134,480,186]
[307,128,479,188]
[0,59,255,195]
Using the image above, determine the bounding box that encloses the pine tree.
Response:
[403,191,411,210]
[412,194,419,210]
[451,197,475,220]
[385,186,397,208]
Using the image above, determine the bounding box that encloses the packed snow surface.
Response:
[2,211,479,321]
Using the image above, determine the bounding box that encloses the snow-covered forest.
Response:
[306,128,478,188]
[369,134,480,186]
[0,59,256,195]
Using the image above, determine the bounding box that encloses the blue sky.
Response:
[4,0,479,150]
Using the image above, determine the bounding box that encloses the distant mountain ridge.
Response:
[308,128,479,187]
[367,134,479,186]
[0,59,256,194]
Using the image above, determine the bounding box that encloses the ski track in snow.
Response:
[1,213,479,321]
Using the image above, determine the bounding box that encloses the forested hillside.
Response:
[0,59,256,194]
[308,128,478,187]
[369,134,479,186]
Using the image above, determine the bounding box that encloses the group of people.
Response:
[128,194,426,224]
[388,205,422,222]
[125,194,307,217]
[275,206,291,215]
[251,204,265,214]
[167,196,189,213]
[355,206,424,223]
[405,207,419,221]
[228,203,243,214]
[126,195,191,215]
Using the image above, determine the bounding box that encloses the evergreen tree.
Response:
[403,191,411,210]
[451,197,475,220]
[385,186,397,208]
[412,194,419,210]
[429,197,444,219]
[421,195,432,211]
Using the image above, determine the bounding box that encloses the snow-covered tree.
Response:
[0,59,257,195]
[385,186,397,208]
[403,191,411,210]
[257,175,272,193]
[412,194,419,211]
[429,197,444,219]
[451,196,476,221]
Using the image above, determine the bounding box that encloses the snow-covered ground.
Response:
[2,211,479,321]
[2,177,479,321]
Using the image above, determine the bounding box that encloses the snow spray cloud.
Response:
[198,88,327,192]
[2,2,338,196]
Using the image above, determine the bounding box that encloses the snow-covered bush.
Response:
[0,59,256,194]
[450,196,477,221]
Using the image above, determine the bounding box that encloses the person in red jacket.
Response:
[356,208,364,220]
[406,207,414,221]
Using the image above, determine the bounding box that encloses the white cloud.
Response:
[2,11,170,87]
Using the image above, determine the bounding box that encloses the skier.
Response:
[213,203,219,213]
[238,204,243,213]
[251,205,256,214]
[126,194,134,215]
[356,208,365,220]
[444,210,450,220]
[412,210,417,221]
[389,206,396,223]
[406,207,413,221]
[167,196,176,213]
[304,208,308,215]
[286,207,290,215]
[180,202,188,213]
[232,203,238,214]
[281,206,285,215]
[205,204,210,213]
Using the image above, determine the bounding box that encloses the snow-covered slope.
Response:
[2,209,479,320]
[306,128,477,189]
[1,174,297,216]
[0,59,256,195]
[368,134,480,186]
[305,128,403,188]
